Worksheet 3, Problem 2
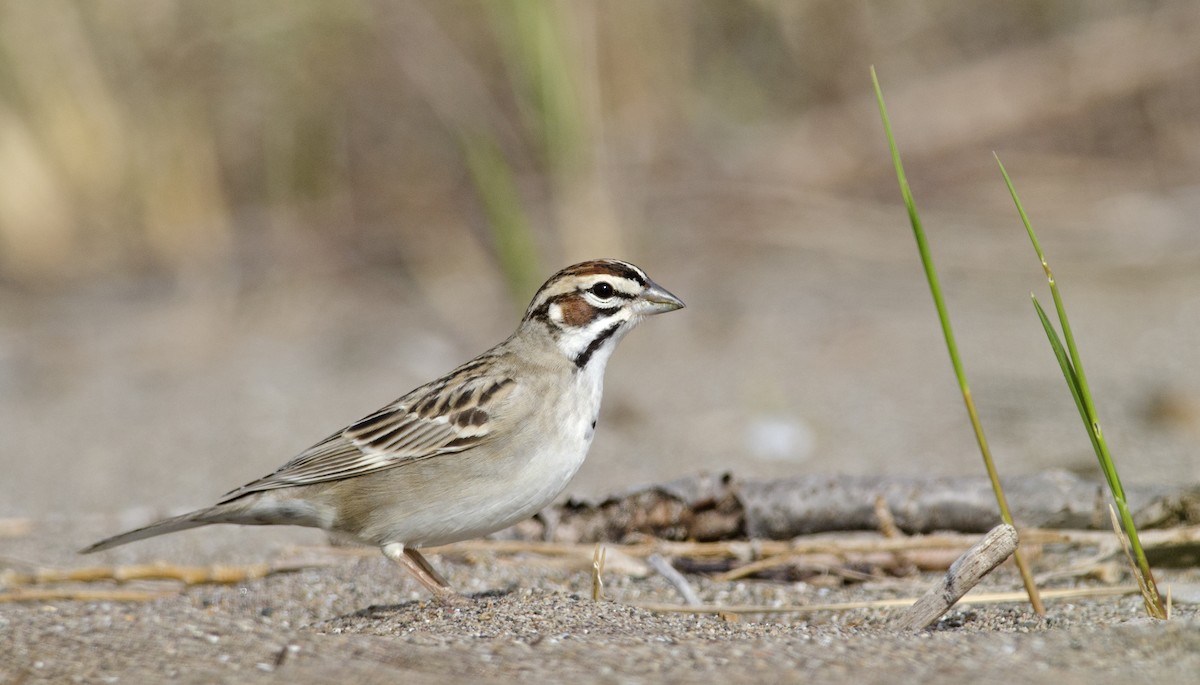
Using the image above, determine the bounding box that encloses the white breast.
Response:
[361,356,611,548]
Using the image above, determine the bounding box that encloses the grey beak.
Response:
[639,280,685,315]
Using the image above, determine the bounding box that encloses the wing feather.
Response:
[218,368,518,503]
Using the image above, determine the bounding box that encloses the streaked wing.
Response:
[218,369,517,503]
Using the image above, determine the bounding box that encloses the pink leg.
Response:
[382,543,460,602]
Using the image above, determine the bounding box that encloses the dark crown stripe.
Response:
[559,260,647,286]
[607,262,647,286]
[573,321,622,369]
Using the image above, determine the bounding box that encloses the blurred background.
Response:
[3,0,1200,518]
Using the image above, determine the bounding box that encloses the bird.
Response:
[81,259,684,599]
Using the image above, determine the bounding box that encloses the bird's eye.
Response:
[590,282,614,299]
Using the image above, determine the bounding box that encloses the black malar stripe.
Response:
[573,321,622,369]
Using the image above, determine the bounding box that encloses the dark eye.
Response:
[590,282,614,299]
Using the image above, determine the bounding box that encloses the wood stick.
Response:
[646,554,702,606]
[893,524,1018,631]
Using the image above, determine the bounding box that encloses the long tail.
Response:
[80,505,235,554]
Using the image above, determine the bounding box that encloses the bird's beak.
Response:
[638,280,686,316]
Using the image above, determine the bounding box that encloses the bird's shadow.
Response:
[335,586,516,623]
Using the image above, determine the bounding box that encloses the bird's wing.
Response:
[218,370,518,502]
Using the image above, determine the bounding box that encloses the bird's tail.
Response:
[79,505,236,554]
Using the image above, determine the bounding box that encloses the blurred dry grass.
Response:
[3,1,1198,296]
[5,2,1200,516]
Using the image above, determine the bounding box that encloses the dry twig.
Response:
[893,524,1019,631]
[646,554,702,606]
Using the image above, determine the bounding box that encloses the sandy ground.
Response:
[2,518,1199,684]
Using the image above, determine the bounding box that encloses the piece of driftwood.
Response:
[893,525,1019,631]
[7,525,1195,605]
[510,470,1195,543]
[300,524,1200,579]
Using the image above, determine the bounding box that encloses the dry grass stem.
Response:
[591,543,606,601]
[1108,504,1163,618]
[0,589,176,604]
[874,496,901,538]
[633,585,1138,617]
[0,561,331,589]
[712,554,805,582]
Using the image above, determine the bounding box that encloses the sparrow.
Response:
[82,259,684,598]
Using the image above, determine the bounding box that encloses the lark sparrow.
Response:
[82,259,684,598]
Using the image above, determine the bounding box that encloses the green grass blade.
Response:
[1031,295,1103,458]
[872,66,1044,616]
[999,158,1126,499]
[1031,296,1083,420]
[998,156,1164,618]
[997,157,1103,438]
[872,76,964,384]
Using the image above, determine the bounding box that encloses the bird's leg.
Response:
[381,542,459,602]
